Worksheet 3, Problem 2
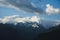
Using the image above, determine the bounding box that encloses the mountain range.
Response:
[0,22,60,40]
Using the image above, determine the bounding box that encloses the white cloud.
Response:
[0,15,60,28]
[30,16,40,23]
[0,15,41,28]
[46,4,60,15]
[32,24,39,28]
[0,15,40,24]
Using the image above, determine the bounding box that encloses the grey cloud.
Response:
[0,0,43,14]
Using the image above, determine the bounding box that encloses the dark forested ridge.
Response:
[0,23,60,40]
[0,23,46,40]
[35,24,60,40]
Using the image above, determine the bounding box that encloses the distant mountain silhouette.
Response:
[35,24,60,40]
[0,23,46,40]
[0,23,60,40]
[0,23,18,40]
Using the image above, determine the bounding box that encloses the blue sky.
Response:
[0,0,60,21]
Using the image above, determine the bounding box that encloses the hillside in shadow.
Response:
[0,23,60,40]
[0,23,46,40]
[35,24,60,40]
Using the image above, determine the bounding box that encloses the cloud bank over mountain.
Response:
[0,15,60,28]
[0,15,41,28]
[0,15,40,24]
